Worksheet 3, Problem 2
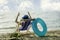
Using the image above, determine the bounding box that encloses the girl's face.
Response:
[20,19,25,23]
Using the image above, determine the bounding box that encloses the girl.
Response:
[15,12,35,32]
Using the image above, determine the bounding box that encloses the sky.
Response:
[0,0,60,33]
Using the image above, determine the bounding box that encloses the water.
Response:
[0,11,60,33]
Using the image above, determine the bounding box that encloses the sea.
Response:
[0,11,60,33]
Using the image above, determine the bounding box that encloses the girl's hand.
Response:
[17,12,20,16]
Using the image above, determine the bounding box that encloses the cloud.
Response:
[0,0,8,5]
[41,0,60,11]
[0,6,10,15]
[0,0,8,10]
[18,1,33,11]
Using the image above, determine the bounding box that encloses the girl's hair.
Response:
[22,15,29,19]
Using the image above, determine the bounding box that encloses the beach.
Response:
[0,30,60,40]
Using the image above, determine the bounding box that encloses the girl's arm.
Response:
[15,12,22,25]
[28,12,32,19]
[15,12,20,23]
[28,12,35,21]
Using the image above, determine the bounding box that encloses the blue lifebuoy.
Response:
[32,18,47,36]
